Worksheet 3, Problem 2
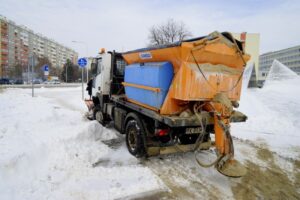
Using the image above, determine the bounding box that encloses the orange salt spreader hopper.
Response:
[122,31,250,177]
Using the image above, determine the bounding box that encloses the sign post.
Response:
[77,58,87,100]
[44,65,49,75]
[28,54,39,97]
[44,64,49,77]
[31,55,35,97]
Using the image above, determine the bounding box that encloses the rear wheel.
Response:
[125,119,146,157]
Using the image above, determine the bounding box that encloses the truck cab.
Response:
[90,51,126,97]
[91,52,111,96]
[88,51,127,124]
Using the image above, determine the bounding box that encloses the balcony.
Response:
[1,37,8,43]
[1,51,8,55]
[1,59,8,64]
[1,25,8,30]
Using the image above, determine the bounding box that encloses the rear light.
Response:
[156,129,169,136]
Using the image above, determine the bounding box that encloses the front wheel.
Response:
[93,106,106,125]
[125,119,146,157]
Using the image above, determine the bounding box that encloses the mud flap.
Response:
[84,99,94,111]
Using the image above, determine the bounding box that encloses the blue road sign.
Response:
[44,65,49,71]
[78,58,87,68]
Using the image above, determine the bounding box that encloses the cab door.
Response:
[92,53,112,96]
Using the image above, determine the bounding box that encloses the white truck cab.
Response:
[91,53,112,96]
[90,51,126,98]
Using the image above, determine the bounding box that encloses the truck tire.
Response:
[93,106,106,125]
[125,119,146,157]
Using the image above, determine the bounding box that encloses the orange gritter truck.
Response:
[86,31,250,177]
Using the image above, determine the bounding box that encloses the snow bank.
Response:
[232,61,300,159]
[0,88,164,200]
[265,59,299,85]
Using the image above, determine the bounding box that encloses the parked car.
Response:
[0,78,10,85]
[44,80,60,84]
[51,80,61,84]
[33,79,43,84]
[15,79,24,84]
[8,79,16,84]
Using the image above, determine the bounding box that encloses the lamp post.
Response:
[71,40,89,82]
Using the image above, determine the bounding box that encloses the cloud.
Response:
[0,0,299,56]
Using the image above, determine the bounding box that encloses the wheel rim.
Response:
[95,111,103,122]
[128,126,138,152]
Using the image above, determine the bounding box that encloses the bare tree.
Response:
[61,59,80,82]
[148,19,192,46]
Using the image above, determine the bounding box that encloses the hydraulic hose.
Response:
[193,103,223,168]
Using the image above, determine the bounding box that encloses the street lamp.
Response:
[71,40,89,82]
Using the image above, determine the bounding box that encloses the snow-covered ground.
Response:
[0,87,165,200]
[232,60,300,159]
[0,61,299,199]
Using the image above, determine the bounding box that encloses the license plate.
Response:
[185,127,202,134]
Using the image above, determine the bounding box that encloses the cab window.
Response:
[97,58,102,74]
[115,58,126,76]
[91,58,98,75]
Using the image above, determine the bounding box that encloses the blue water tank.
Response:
[124,62,174,109]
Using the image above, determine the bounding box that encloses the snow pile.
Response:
[0,88,164,200]
[265,59,299,85]
[232,61,300,159]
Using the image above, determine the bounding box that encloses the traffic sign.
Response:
[44,65,49,71]
[43,64,49,76]
[78,58,87,68]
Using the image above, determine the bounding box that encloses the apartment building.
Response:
[0,19,9,78]
[232,32,260,87]
[259,45,300,79]
[0,15,78,78]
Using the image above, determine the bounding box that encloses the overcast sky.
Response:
[1,0,299,57]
